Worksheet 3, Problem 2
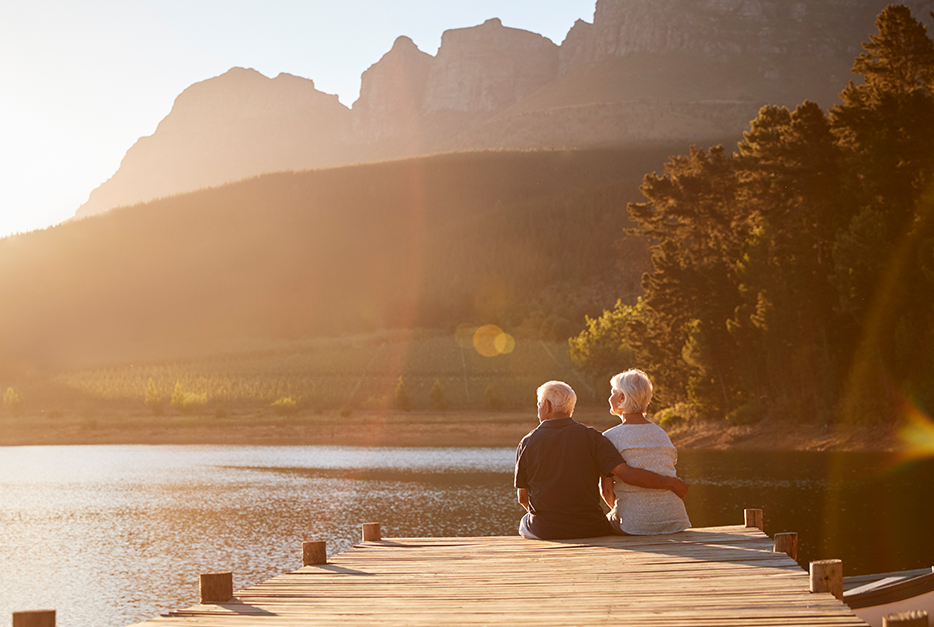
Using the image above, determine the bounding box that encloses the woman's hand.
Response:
[517,488,530,512]
[600,475,617,508]
[667,476,689,500]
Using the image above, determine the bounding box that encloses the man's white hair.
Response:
[537,380,577,415]
[610,369,653,413]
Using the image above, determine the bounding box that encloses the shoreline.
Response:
[0,407,902,451]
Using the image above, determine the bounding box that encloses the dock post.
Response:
[200,572,233,604]
[744,508,764,530]
[12,610,55,627]
[810,559,843,600]
[883,610,928,626]
[773,532,798,560]
[362,522,382,541]
[303,540,327,566]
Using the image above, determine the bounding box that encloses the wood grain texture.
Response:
[127,526,866,626]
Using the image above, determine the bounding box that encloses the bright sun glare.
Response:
[0,1,597,240]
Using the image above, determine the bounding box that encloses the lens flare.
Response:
[494,331,516,355]
[472,324,516,357]
[897,400,934,461]
[473,324,502,357]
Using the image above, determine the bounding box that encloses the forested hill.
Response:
[570,6,934,426]
[0,146,692,367]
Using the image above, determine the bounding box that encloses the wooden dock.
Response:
[125,523,870,627]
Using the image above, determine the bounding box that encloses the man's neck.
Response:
[541,412,572,423]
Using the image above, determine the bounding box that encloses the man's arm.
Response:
[517,488,530,511]
[611,463,689,500]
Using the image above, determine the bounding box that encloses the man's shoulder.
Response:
[556,418,607,439]
[516,424,543,452]
[553,419,617,450]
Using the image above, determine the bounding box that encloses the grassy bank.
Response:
[0,405,900,451]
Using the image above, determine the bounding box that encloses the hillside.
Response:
[1,146,697,368]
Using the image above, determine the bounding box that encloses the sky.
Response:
[0,0,597,240]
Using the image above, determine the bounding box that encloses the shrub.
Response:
[3,387,22,416]
[144,378,164,416]
[170,381,208,415]
[726,403,760,426]
[339,406,352,418]
[171,381,185,411]
[655,403,696,430]
[271,396,299,415]
[429,379,448,411]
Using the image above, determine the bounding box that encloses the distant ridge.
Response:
[10,148,682,366]
[75,0,934,219]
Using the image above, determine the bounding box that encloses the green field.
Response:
[48,328,595,415]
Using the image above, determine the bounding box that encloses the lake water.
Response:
[1,445,932,627]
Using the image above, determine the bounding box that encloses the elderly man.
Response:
[515,380,689,540]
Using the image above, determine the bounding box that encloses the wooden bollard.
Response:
[810,559,843,600]
[303,540,327,566]
[12,610,55,627]
[362,522,382,541]
[744,508,764,530]
[200,571,233,604]
[773,532,798,561]
[883,611,929,627]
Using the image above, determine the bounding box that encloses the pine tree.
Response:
[829,5,934,421]
[731,102,846,420]
[627,146,747,413]
[832,5,934,232]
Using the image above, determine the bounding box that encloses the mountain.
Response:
[350,36,433,147]
[75,69,354,219]
[74,0,934,220]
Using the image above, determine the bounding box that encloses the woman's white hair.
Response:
[610,369,653,413]
[537,380,577,415]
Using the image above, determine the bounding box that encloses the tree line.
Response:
[571,5,934,425]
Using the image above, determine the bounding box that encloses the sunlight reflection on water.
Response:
[0,445,518,627]
[1,445,932,627]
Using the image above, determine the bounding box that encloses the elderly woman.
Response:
[601,369,691,535]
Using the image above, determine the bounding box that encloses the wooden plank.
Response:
[127,526,868,627]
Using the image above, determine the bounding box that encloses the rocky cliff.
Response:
[560,0,930,105]
[351,36,433,144]
[422,18,558,114]
[75,1,934,220]
[578,0,933,63]
[350,18,560,150]
[76,68,353,219]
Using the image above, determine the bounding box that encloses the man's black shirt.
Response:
[515,417,624,539]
